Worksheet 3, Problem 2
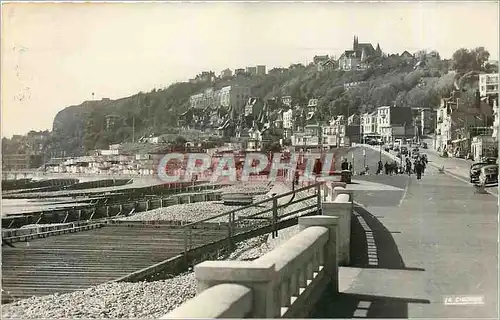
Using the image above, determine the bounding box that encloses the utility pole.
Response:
[379,143,382,162]
[363,149,366,168]
[132,116,135,143]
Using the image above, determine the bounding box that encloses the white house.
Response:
[479,73,499,97]
[283,108,294,129]
[361,111,378,142]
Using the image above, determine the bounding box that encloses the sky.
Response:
[1,1,499,138]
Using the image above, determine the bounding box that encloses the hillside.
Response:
[10,46,496,157]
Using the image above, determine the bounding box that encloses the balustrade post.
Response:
[272,195,278,238]
[183,226,189,264]
[322,193,352,266]
[298,215,340,293]
[195,261,278,318]
[316,184,322,214]
[227,212,234,251]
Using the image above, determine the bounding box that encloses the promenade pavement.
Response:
[313,146,498,318]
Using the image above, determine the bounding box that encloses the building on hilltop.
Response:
[234,68,246,76]
[313,55,337,72]
[256,65,266,75]
[220,68,233,79]
[338,36,381,71]
[400,50,414,62]
[317,58,337,72]
[246,66,257,75]
[313,55,329,65]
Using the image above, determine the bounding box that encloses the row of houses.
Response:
[287,105,431,150]
[189,66,267,84]
[235,97,430,151]
[361,106,435,143]
[42,143,206,175]
[189,85,252,113]
[434,73,499,161]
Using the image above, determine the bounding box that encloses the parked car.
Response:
[421,142,428,149]
[478,164,498,186]
[482,157,498,165]
[394,146,400,152]
[384,146,390,152]
[470,162,488,183]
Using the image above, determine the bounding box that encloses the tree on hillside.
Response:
[369,84,398,106]
[174,136,187,147]
[452,47,490,74]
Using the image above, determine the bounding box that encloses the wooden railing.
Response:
[180,182,323,257]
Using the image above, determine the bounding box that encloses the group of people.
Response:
[376,160,401,175]
[372,154,428,180]
[338,153,429,181]
[404,155,428,180]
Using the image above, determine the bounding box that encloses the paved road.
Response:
[335,146,409,207]
[314,146,498,318]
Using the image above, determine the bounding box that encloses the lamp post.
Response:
[379,143,382,162]
[379,113,386,162]
[363,149,366,168]
[351,152,355,173]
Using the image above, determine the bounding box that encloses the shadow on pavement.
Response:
[312,292,430,318]
[354,205,425,271]
[311,205,428,318]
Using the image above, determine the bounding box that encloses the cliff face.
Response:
[50,104,92,156]
[48,82,205,156]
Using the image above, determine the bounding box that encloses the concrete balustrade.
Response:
[161,284,253,319]
[161,214,341,318]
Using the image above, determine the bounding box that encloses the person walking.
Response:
[384,161,389,175]
[377,160,383,175]
[348,162,353,172]
[313,158,323,181]
[415,160,423,180]
[406,158,412,176]
[341,158,349,171]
